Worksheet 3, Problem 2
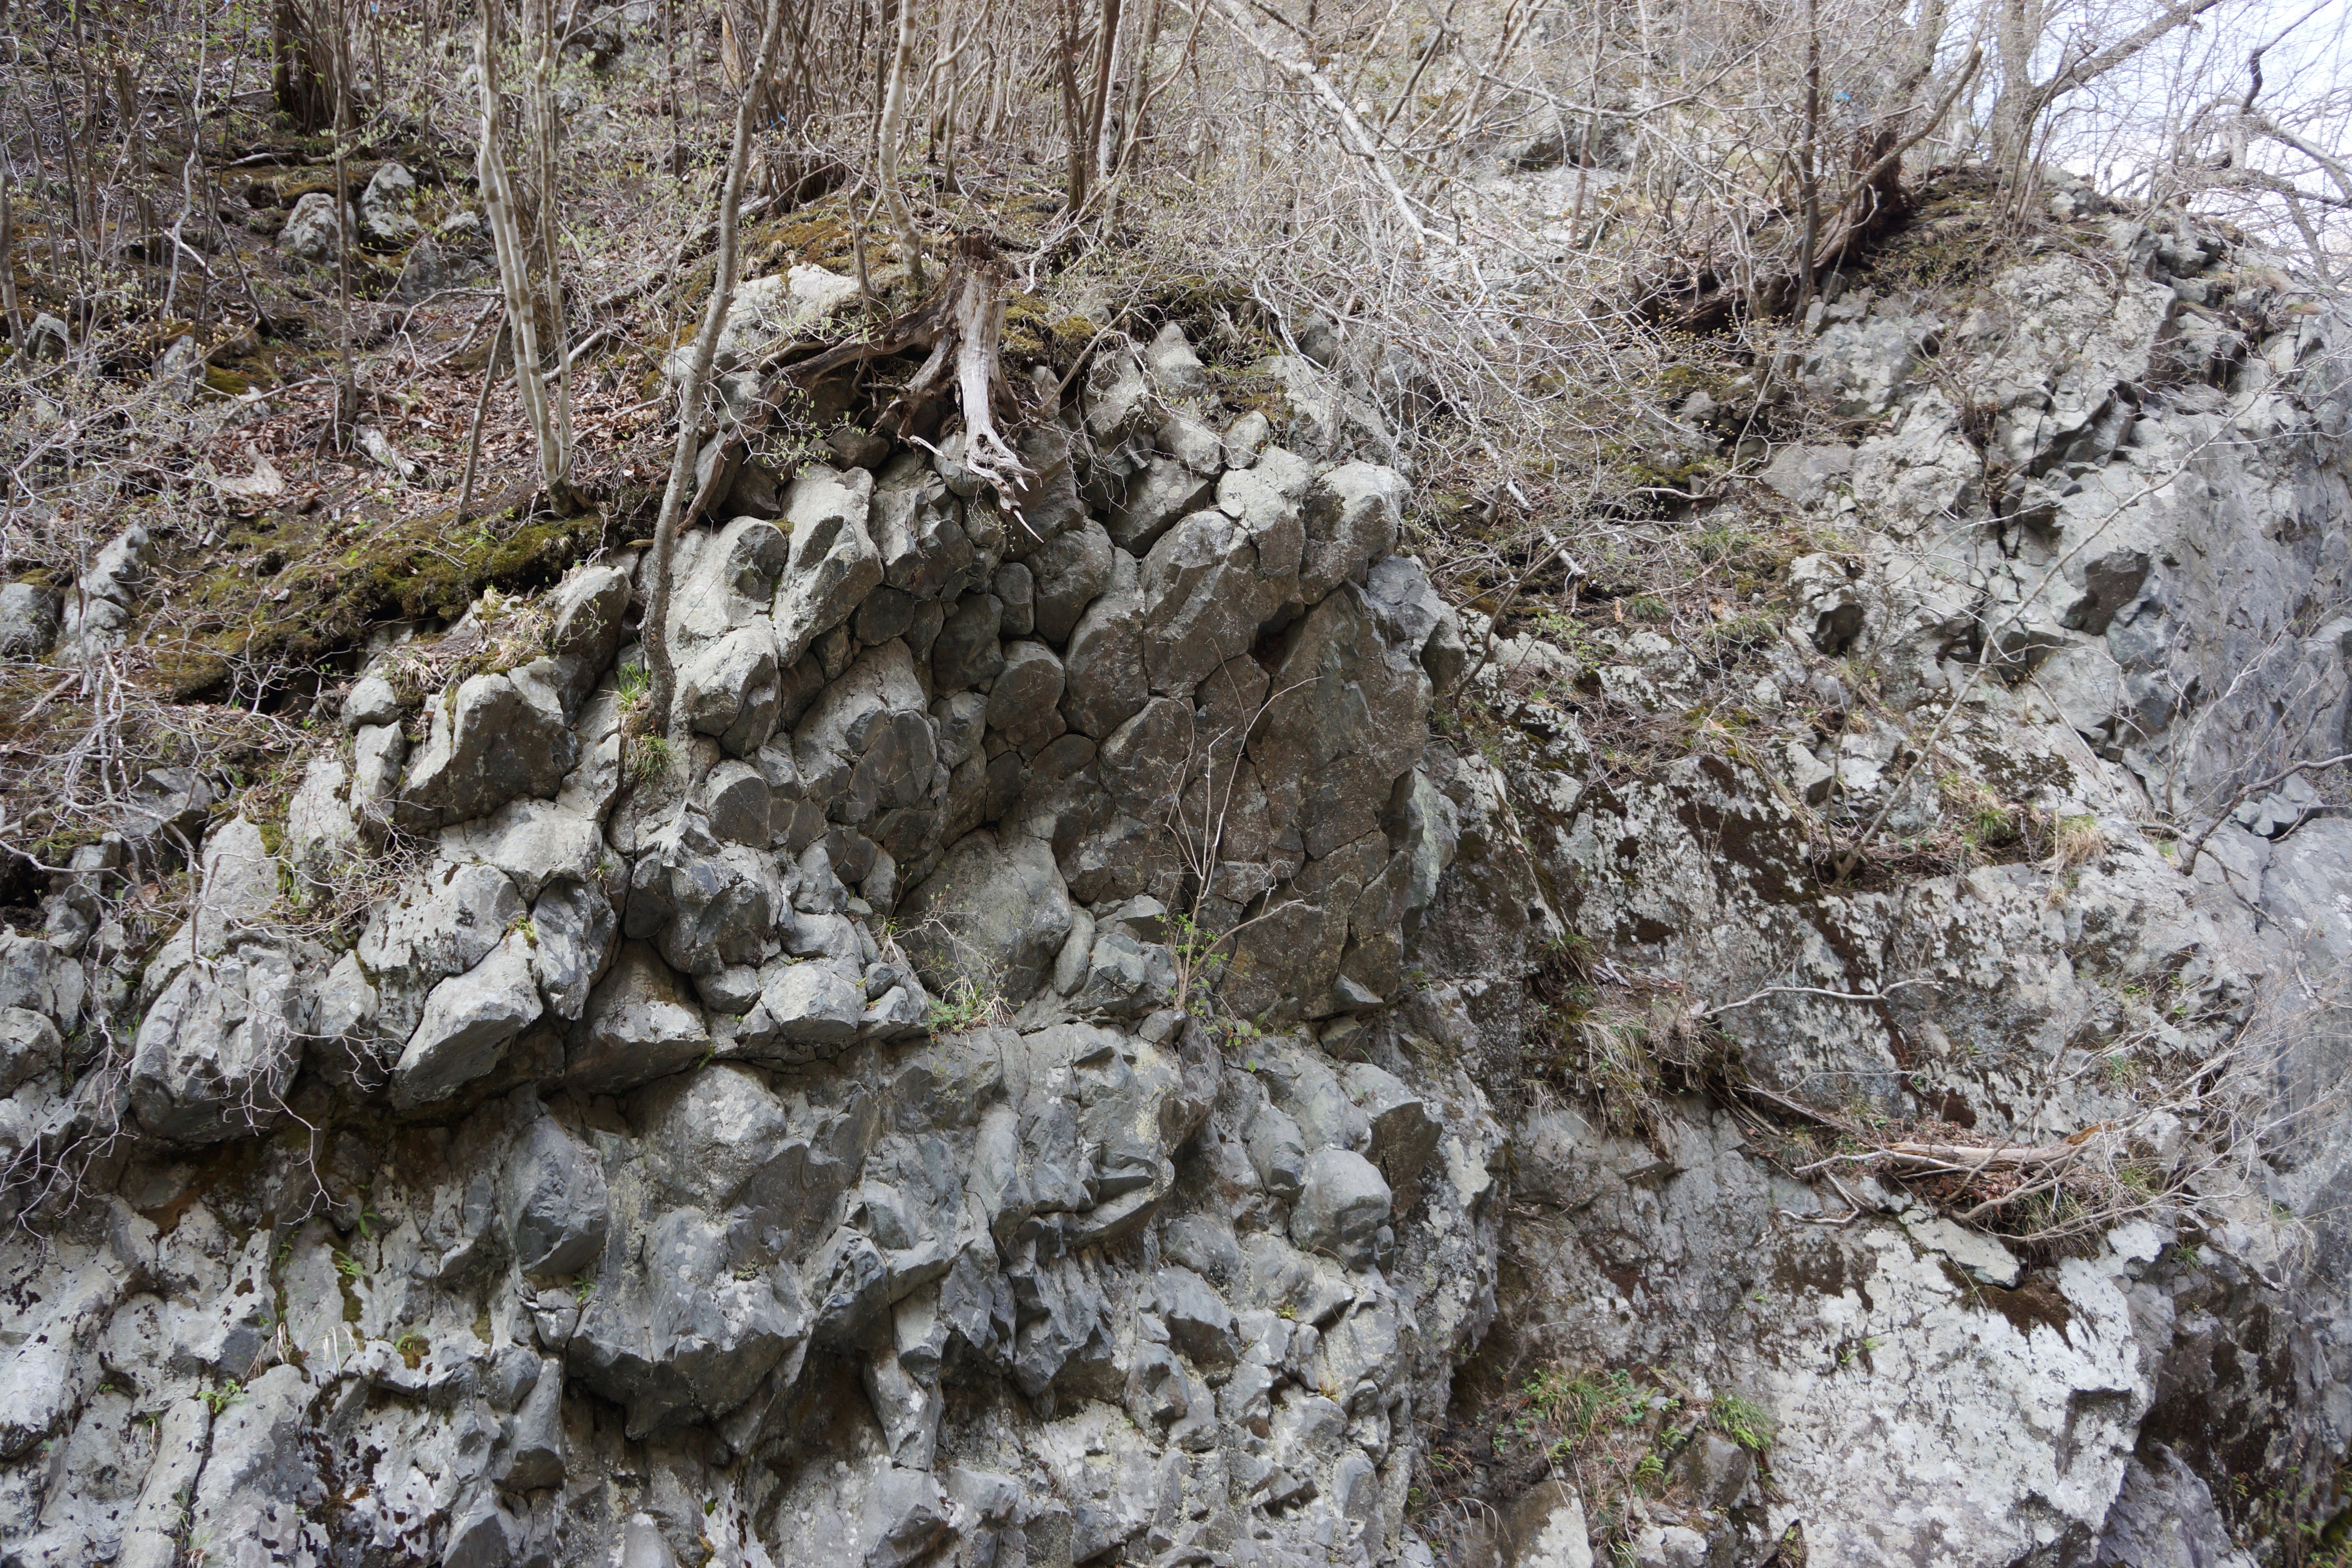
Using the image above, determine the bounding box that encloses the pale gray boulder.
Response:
[278,191,351,261]
[129,943,308,1143]
[0,581,59,657]
[678,622,784,757]
[775,464,883,666]
[397,663,579,832]
[503,1108,610,1277]
[568,941,710,1094]
[1289,1147,1390,1267]
[391,932,544,1109]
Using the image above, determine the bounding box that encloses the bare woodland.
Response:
[0,0,2348,1248]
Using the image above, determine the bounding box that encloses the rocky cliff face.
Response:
[2,201,2348,1568]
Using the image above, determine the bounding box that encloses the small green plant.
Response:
[1633,1452,1667,1489]
[614,659,650,710]
[1710,1392,1774,1451]
[199,1381,245,1416]
[924,974,999,1033]
[624,733,674,786]
[395,1332,428,1367]
[332,1251,365,1280]
[572,1274,597,1304]
[353,1209,387,1242]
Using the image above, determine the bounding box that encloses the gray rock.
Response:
[24,311,69,359]
[625,815,779,976]
[391,235,450,301]
[397,665,579,832]
[568,941,710,1094]
[985,640,1067,757]
[391,932,544,1108]
[1300,462,1406,602]
[1139,504,1299,693]
[356,861,524,1040]
[499,1356,566,1488]
[872,471,975,602]
[503,1110,609,1276]
[0,1007,61,1096]
[283,756,358,900]
[1155,1265,1241,1367]
[0,581,59,657]
[1225,410,1272,467]
[0,932,84,1025]
[1060,553,1150,738]
[792,639,938,832]
[671,515,790,646]
[548,561,632,697]
[678,622,784,757]
[1108,455,1216,554]
[1146,321,1208,394]
[929,591,1005,693]
[1345,1061,1441,1194]
[901,831,1073,1006]
[1245,1098,1308,1201]
[1501,1479,1593,1568]
[1671,1429,1756,1512]
[439,795,604,900]
[698,758,773,846]
[1760,443,1856,508]
[1002,424,1087,555]
[776,464,884,666]
[186,1366,325,1563]
[129,943,306,1142]
[1289,1146,1390,1267]
[278,190,351,261]
[1028,518,1116,641]
[352,721,408,818]
[359,160,420,243]
[756,960,866,1059]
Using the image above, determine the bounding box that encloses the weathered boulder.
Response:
[1289,1147,1390,1267]
[1028,519,1116,642]
[985,641,1067,758]
[278,191,351,261]
[355,861,524,1043]
[391,932,544,1108]
[624,816,779,977]
[0,581,59,657]
[775,465,883,666]
[901,831,1073,1005]
[567,941,711,1094]
[129,943,308,1143]
[503,1107,610,1277]
[397,664,579,832]
[0,1007,61,1097]
[1299,462,1405,603]
[358,160,420,243]
[678,622,784,757]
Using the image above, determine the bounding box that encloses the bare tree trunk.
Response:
[877,0,927,290]
[0,180,22,348]
[332,0,357,444]
[526,0,577,508]
[1085,0,1123,184]
[640,0,789,737]
[1791,0,1822,325]
[475,0,569,505]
